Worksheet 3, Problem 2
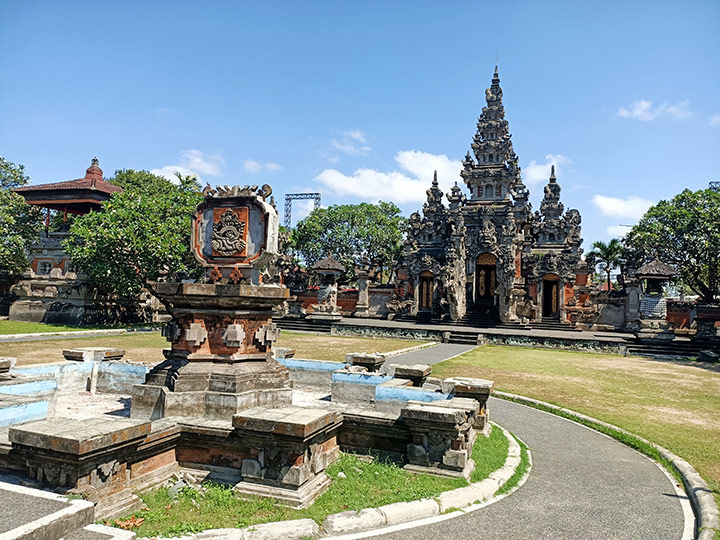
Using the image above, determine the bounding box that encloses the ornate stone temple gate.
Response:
[403,67,586,325]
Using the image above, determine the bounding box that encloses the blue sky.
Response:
[2,1,719,248]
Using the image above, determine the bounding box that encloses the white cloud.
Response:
[709,114,720,127]
[523,154,571,185]
[617,99,692,121]
[154,107,175,118]
[315,150,462,204]
[592,194,654,220]
[244,159,262,174]
[151,149,224,183]
[244,159,284,174]
[606,225,633,237]
[330,130,372,156]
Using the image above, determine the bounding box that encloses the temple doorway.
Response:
[542,274,560,318]
[418,271,434,311]
[475,253,497,305]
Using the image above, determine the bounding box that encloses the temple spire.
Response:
[549,164,556,183]
[432,170,438,187]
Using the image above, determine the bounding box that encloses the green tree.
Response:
[588,238,623,291]
[290,202,407,283]
[0,157,43,276]
[624,188,720,303]
[64,170,204,298]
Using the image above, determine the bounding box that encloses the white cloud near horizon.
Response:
[244,159,284,174]
[151,149,224,183]
[617,99,692,121]
[592,194,654,220]
[315,150,462,204]
[522,154,571,185]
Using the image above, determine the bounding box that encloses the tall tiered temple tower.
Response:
[404,67,585,325]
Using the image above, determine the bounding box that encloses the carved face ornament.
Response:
[212,209,247,256]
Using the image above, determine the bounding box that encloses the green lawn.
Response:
[0,320,96,335]
[432,345,720,512]
[115,427,509,538]
[0,330,427,366]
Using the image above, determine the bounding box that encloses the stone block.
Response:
[698,350,719,363]
[233,407,340,438]
[346,352,386,372]
[386,363,432,387]
[222,324,246,347]
[241,458,264,479]
[407,443,429,465]
[62,347,125,362]
[9,417,151,455]
[401,401,474,426]
[442,449,468,469]
[0,356,16,373]
[243,518,320,540]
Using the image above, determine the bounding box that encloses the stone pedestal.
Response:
[441,377,493,433]
[347,352,386,372]
[131,283,292,420]
[231,406,342,507]
[402,398,478,478]
[386,363,432,387]
[63,347,125,362]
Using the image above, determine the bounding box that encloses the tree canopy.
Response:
[0,157,43,276]
[624,188,720,303]
[587,238,623,290]
[289,202,407,283]
[64,170,204,298]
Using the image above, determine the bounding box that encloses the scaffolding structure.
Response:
[284,193,321,228]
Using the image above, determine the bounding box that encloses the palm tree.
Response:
[589,239,623,291]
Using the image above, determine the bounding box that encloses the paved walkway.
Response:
[386,343,477,366]
[363,397,690,540]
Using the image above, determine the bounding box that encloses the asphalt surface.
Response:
[388,343,478,366]
[371,398,688,540]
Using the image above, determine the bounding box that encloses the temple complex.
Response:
[403,67,585,325]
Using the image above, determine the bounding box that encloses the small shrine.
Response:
[307,254,345,322]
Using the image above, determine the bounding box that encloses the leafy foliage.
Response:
[587,238,623,290]
[624,188,720,302]
[64,170,204,298]
[0,157,43,276]
[289,202,407,282]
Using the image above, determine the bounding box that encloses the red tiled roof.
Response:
[13,158,122,195]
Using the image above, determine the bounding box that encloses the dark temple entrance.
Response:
[418,271,434,311]
[542,274,560,318]
[475,253,497,306]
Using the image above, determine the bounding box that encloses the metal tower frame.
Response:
[284,193,321,227]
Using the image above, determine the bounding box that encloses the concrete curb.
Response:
[319,422,521,535]
[381,341,437,358]
[152,423,523,540]
[494,390,719,540]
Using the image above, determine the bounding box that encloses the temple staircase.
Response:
[275,318,333,334]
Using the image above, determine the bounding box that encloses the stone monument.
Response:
[131,185,292,420]
[307,254,345,322]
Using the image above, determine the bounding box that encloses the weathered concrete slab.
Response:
[62,348,125,362]
[232,406,340,438]
[9,417,150,454]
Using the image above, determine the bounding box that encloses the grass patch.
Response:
[276,331,430,362]
[432,345,720,516]
[113,428,510,538]
[497,436,530,496]
[0,320,98,335]
[0,329,427,366]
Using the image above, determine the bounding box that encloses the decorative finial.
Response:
[432,170,438,186]
[91,157,99,168]
[549,164,557,182]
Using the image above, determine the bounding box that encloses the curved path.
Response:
[354,397,691,540]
